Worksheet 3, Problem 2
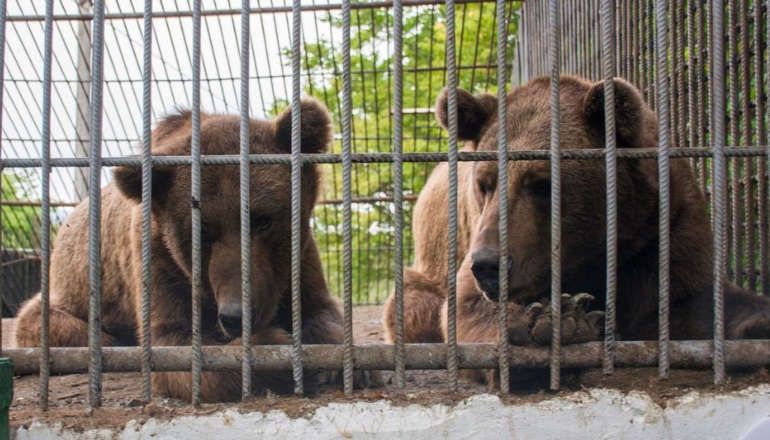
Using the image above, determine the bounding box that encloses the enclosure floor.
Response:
[7,305,770,431]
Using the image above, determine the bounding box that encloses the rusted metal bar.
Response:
[1,148,769,169]
[7,341,770,375]
[5,0,519,22]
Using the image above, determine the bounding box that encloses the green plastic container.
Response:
[0,358,13,440]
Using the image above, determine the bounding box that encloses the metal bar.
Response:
[702,0,712,203]
[341,0,354,397]
[712,0,727,385]
[655,0,671,379]
[688,0,699,153]
[290,0,304,395]
[548,0,562,391]
[139,0,153,405]
[9,341,770,374]
[740,0,754,290]
[729,0,740,283]
[1,148,768,169]
[6,0,515,22]
[0,0,6,358]
[497,0,511,394]
[87,0,106,409]
[765,0,770,296]
[677,0,687,150]
[239,0,252,401]
[445,0,459,392]
[600,0,617,375]
[38,0,54,412]
[393,0,406,390]
[760,0,769,295]
[190,0,203,407]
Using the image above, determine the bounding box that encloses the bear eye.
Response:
[476,178,495,196]
[251,214,273,233]
[523,175,550,199]
[201,222,220,245]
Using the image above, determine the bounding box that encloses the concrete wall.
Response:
[15,385,770,439]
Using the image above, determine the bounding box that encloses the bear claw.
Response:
[509,293,604,346]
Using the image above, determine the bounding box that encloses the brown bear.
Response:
[383,75,770,385]
[15,99,349,402]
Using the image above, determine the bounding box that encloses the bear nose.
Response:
[218,303,243,337]
[471,248,512,302]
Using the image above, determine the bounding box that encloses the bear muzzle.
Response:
[470,248,513,302]
[217,302,243,338]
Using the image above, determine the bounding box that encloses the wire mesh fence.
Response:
[0,0,520,311]
[0,0,769,411]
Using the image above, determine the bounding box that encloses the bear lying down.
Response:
[384,75,770,387]
[14,99,365,402]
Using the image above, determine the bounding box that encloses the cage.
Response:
[0,0,769,432]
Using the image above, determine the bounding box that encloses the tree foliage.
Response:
[285,3,521,303]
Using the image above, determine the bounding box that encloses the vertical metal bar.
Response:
[88,0,106,408]
[548,0,562,391]
[740,0,753,290]
[751,1,768,295]
[0,0,6,358]
[496,0,510,394]
[290,0,305,395]
[672,1,689,147]
[712,0,727,385]
[670,0,679,148]
[74,0,91,201]
[655,0,671,379]
[341,0,354,396]
[239,0,252,401]
[765,0,770,296]
[39,0,54,412]
[190,0,203,406]
[445,0,459,392]
[701,0,712,202]
[729,0,741,283]
[140,0,153,404]
[648,1,656,109]
[600,0,617,376]
[688,0,699,152]
[633,1,646,96]
[392,0,406,390]
[754,1,770,295]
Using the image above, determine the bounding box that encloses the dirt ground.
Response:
[7,305,770,431]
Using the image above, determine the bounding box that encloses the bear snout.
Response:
[470,248,512,302]
[217,302,243,338]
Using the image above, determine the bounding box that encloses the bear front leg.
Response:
[383,268,446,344]
[725,284,770,339]
[453,290,603,347]
[152,326,295,403]
[14,293,117,348]
[300,296,382,390]
[526,294,605,345]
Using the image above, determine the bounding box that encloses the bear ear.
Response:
[583,78,647,147]
[274,98,332,154]
[435,88,497,141]
[112,165,174,204]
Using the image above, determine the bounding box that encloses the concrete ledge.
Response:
[14,385,770,439]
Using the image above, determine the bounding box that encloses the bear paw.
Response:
[511,293,604,346]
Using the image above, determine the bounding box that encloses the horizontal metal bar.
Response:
[0,196,419,208]
[7,340,770,374]
[1,147,767,168]
[0,200,78,208]
[6,0,519,22]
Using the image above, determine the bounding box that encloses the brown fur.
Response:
[384,76,770,387]
[15,99,349,402]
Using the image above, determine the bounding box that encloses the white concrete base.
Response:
[16,386,770,439]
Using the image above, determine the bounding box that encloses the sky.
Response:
[2,0,339,204]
